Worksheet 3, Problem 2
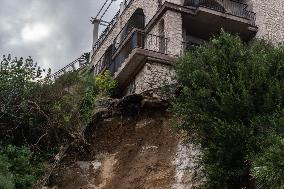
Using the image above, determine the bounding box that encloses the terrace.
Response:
[182,0,257,40]
[93,29,175,87]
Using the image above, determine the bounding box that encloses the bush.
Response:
[252,136,284,189]
[0,145,41,189]
[95,71,117,96]
[0,54,118,187]
[172,32,284,188]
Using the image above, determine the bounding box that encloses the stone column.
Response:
[164,10,183,56]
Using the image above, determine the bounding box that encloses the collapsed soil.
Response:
[47,98,180,189]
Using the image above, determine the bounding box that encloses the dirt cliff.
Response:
[44,94,201,189]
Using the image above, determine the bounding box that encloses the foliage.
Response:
[0,145,41,189]
[172,31,284,188]
[43,71,99,133]
[252,135,284,189]
[0,55,50,144]
[0,54,117,187]
[95,71,117,96]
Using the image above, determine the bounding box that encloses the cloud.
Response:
[21,23,51,42]
[0,0,122,72]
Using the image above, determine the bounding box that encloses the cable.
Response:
[95,0,110,19]
[99,0,114,20]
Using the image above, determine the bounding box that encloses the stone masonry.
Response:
[127,62,176,95]
[247,0,284,43]
[91,0,284,95]
[91,0,161,64]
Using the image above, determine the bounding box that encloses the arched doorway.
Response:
[126,8,145,34]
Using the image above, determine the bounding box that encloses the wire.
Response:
[99,0,114,20]
[95,0,110,19]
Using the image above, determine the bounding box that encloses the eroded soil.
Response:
[47,103,180,189]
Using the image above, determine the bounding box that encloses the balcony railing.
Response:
[184,0,256,25]
[113,13,145,51]
[93,51,112,76]
[93,30,168,76]
[50,53,90,80]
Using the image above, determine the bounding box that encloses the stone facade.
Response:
[91,0,161,64]
[91,0,284,95]
[126,62,176,95]
[247,0,284,43]
[164,11,183,56]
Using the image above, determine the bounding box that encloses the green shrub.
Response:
[95,71,117,96]
[0,55,118,187]
[0,145,41,189]
[252,136,284,189]
[172,31,284,188]
[0,155,14,189]
[79,72,98,123]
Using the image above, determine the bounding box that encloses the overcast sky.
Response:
[0,0,122,72]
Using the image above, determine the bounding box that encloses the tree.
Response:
[0,145,41,189]
[0,55,49,145]
[0,54,118,187]
[172,32,284,188]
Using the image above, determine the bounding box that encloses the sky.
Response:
[0,0,122,73]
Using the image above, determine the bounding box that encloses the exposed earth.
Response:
[44,95,202,189]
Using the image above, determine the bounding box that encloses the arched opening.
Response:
[126,8,145,33]
[116,8,145,50]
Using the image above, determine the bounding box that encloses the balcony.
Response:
[93,29,175,88]
[113,8,145,50]
[183,0,257,40]
[184,0,255,21]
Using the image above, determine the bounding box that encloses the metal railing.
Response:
[92,0,134,53]
[93,51,112,76]
[112,30,168,76]
[184,0,256,25]
[93,30,168,76]
[49,53,90,80]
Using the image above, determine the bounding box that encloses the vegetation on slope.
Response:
[0,55,116,188]
[172,31,284,189]
[1,31,283,189]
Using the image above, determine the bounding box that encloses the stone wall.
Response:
[91,0,160,65]
[146,10,183,56]
[247,0,284,43]
[164,11,183,56]
[125,62,176,95]
[92,0,284,96]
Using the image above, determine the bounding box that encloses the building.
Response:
[90,0,284,95]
